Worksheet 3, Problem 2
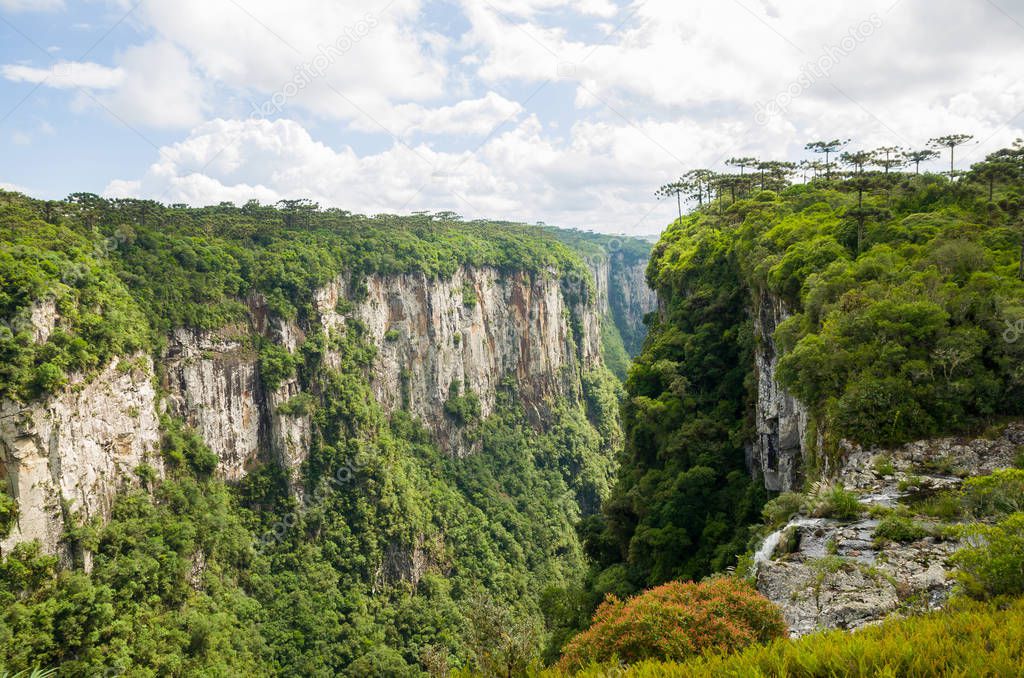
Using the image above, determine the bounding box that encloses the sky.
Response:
[2,0,1024,235]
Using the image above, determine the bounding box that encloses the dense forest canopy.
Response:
[0,192,650,403]
[587,139,1024,596]
[0,193,643,675]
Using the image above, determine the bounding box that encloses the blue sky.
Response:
[3,0,1024,234]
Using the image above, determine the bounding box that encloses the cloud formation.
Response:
[4,0,1024,232]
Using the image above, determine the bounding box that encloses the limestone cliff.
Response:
[1,262,621,553]
[751,292,812,492]
[0,355,163,559]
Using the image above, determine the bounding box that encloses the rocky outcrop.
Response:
[751,292,811,492]
[586,251,657,356]
[341,267,600,456]
[162,326,263,481]
[755,422,1024,637]
[0,355,162,558]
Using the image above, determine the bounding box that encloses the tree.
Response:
[726,157,759,177]
[840,150,876,207]
[903,149,940,175]
[805,139,849,180]
[656,180,687,221]
[277,198,319,228]
[929,134,975,179]
[683,169,716,207]
[557,578,786,671]
[871,146,905,174]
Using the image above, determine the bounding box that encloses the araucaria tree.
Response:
[903,148,940,174]
[805,139,849,180]
[929,134,975,179]
[655,180,688,221]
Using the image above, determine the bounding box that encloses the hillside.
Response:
[587,153,1024,598]
[0,192,654,675]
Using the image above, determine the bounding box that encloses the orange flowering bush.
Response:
[557,577,786,671]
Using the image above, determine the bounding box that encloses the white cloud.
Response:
[9,0,1024,233]
[355,92,524,138]
[100,41,206,128]
[105,116,742,233]
[116,0,447,122]
[2,61,124,89]
[0,181,31,193]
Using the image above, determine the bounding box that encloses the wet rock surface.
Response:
[755,422,1023,637]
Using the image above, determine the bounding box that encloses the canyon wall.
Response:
[751,292,812,492]
[1,257,654,554]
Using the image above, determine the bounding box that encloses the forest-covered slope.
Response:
[0,192,653,676]
[587,147,1024,596]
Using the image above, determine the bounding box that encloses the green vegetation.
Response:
[872,514,929,543]
[0,489,17,538]
[556,579,786,672]
[544,598,1024,677]
[0,192,598,403]
[760,492,804,529]
[951,512,1024,599]
[0,191,637,675]
[589,140,1024,599]
[443,382,481,426]
[960,468,1024,517]
[587,208,767,591]
[806,485,864,520]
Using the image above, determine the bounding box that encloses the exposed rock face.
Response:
[162,327,263,481]
[755,423,1024,637]
[1,263,618,555]
[586,252,657,356]
[752,292,811,492]
[607,254,657,355]
[0,355,162,557]
[349,267,600,455]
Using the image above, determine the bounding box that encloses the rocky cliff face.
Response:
[586,252,657,356]
[1,263,612,554]
[320,267,601,456]
[751,292,812,492]
[0,355,163,559]
[607,255,657,355]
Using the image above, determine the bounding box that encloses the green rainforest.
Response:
[1,139,1024,677]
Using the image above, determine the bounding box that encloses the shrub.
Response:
[0,489,18,537]
[276,392,317,416]
[873,515,929,543]
[961,469,1024,518]
[556,578,786,671]
[258,341,295,391]
[951,512,1024,599]
[914,491,962,520]
[872,454,896,477]
[160,416,219,477]
[808,485,863,520]
[384,328,400,342]
[444,381,481,426]
[761,492,804,528]
[462,280,478,308]
[543,598,1024,677]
